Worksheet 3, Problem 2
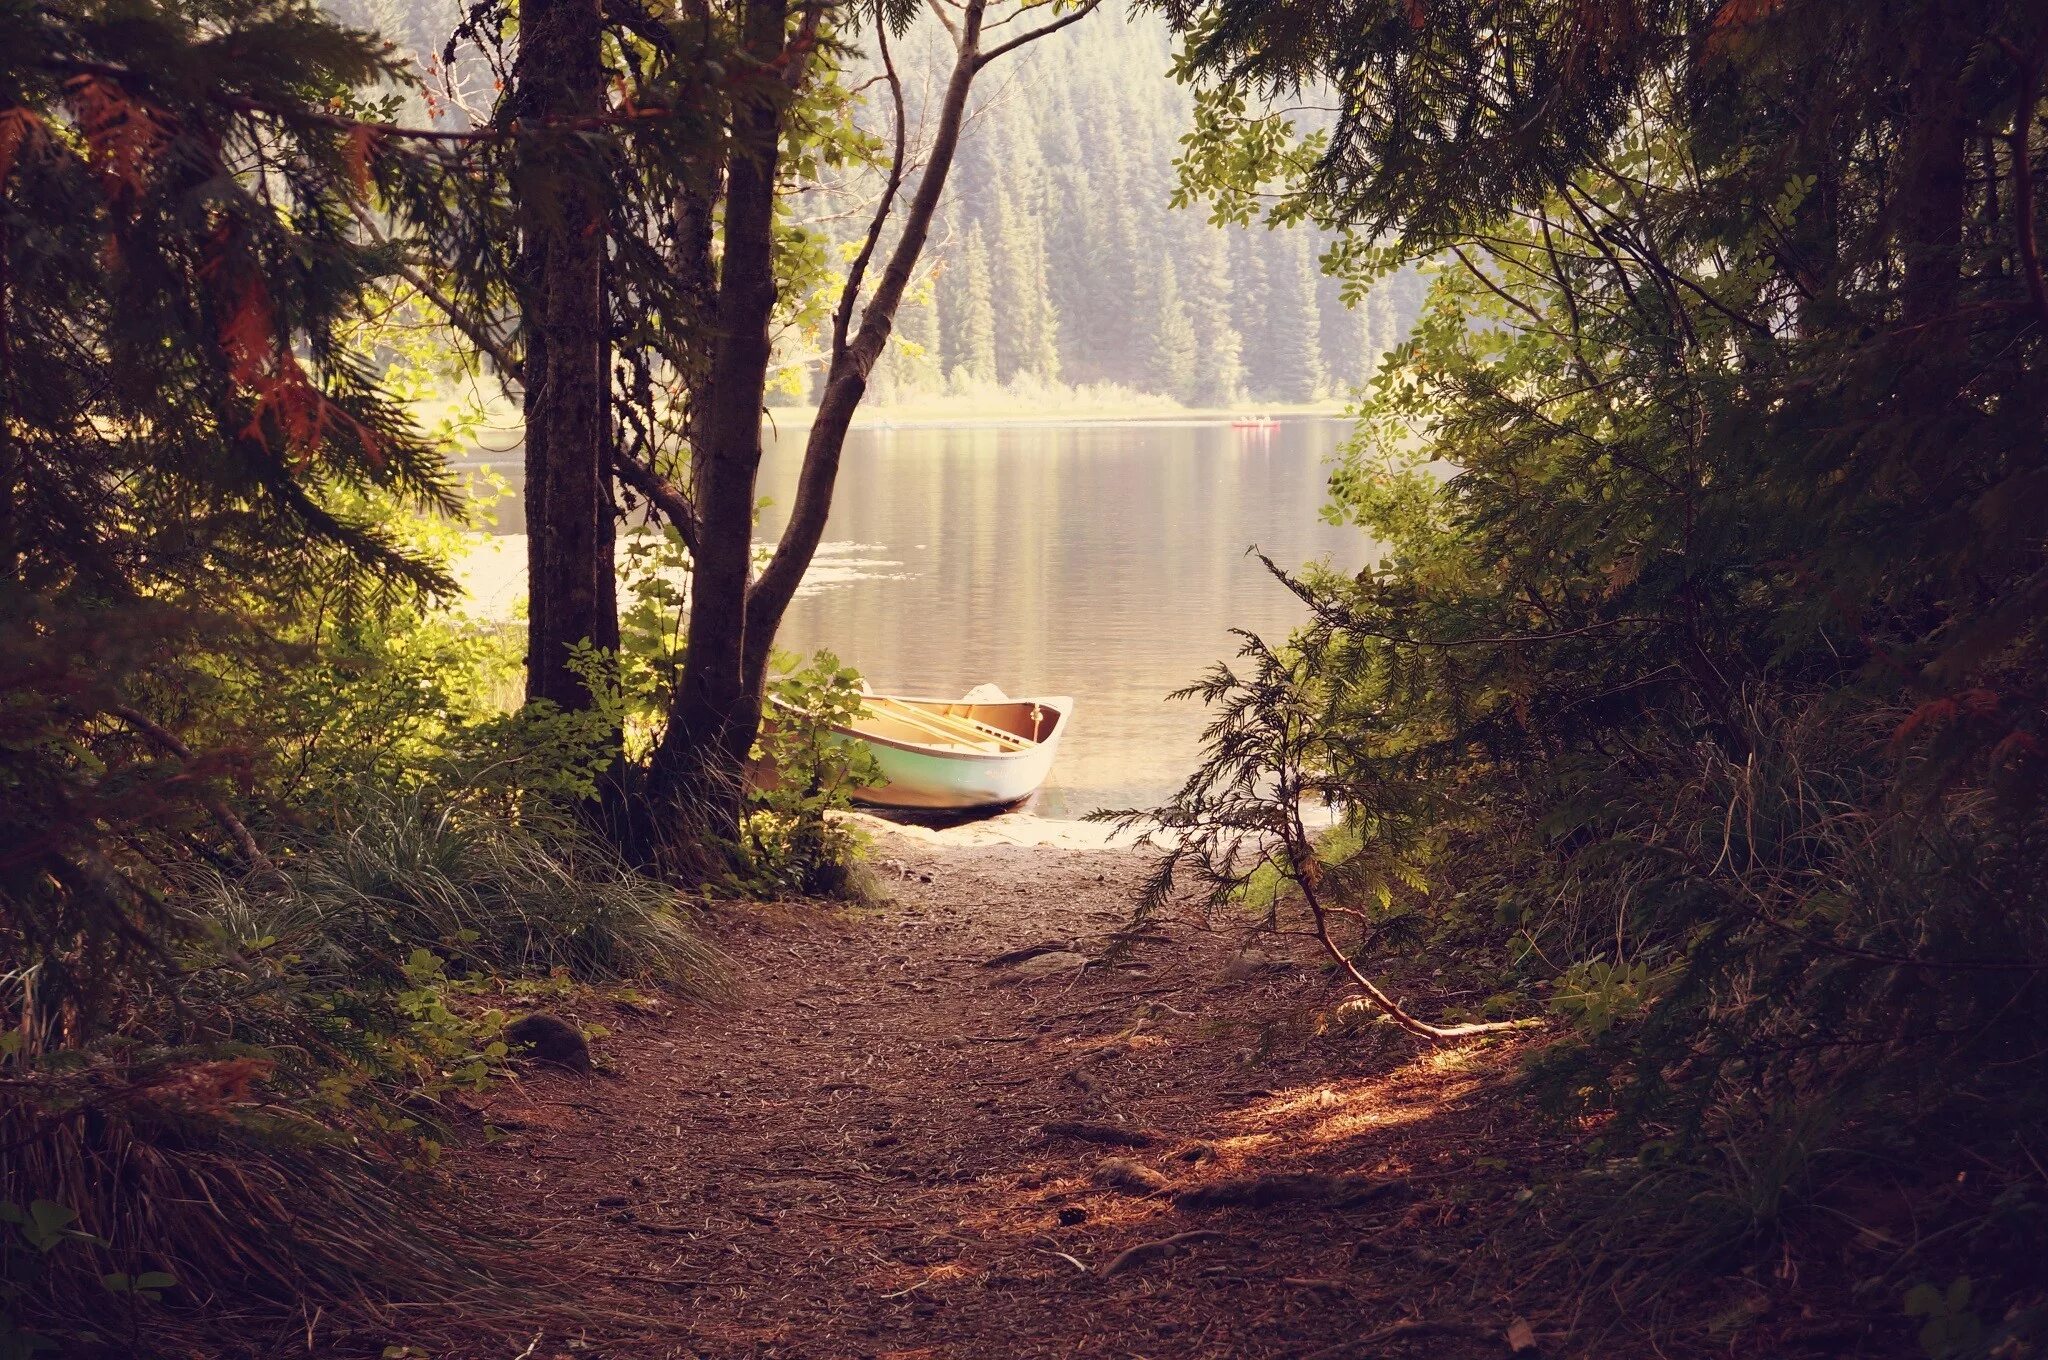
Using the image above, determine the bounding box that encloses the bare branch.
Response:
[833,21,910,357]
[976,0,1099,68]
[610,449,701,555]
[346,198,521,382]
[106,706,276,877]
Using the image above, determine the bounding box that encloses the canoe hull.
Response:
[844,694,1070,812]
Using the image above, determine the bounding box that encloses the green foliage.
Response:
[0,1200,105,1359]
[1145,0,2048,1336]
[0,0,480,1041]
[799,11,1420,407]
[1906,1278,1983,1360]
[196,794,725,1004]
[740,652,883,898]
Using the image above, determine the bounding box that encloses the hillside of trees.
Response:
[845,14,1426,407]
[330,0,1425,408]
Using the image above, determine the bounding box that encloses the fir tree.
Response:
[1265,229,1325,401]
[993,185,1058,383]
[1149,257,1198,402]
[956,221,998,385]
[1185,225,1244,404]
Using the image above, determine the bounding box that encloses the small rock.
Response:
[1223,949,1305,980]
[1056,1207,1088,1226]
[503,1012,591,1073]
[980,939,1074,969]
[1093,1158,1172,1196]
[998,950,1091,982]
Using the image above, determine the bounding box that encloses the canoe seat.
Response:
[862,696,1030,751]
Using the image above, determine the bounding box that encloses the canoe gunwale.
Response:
[832,694,1070,763]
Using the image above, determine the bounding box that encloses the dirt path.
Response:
[447,823,1545,1360]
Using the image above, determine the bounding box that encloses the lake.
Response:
[464,416,1370,817]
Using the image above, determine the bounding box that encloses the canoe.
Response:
[840,685,1072,812]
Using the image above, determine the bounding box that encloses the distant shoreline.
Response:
[762,401,1351,432]
[443,402,1351,462]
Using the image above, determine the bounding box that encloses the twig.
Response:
[106,705,275,876]
[1099,1229,1228,1278]
[1295,1319,1500,1359]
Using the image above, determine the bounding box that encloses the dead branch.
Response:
[1098,1229,1228,1278]
[106,705,275,877]
[1039,1120,1161,1148]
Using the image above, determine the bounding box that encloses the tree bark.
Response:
[646,0,792,861]
[1896,7,1971,331]
[517,0,613,723]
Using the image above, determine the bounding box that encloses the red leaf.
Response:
[0,108,45,184]
[62,75,169,210]
[344,123,380,196]
[1707,0,1783,53]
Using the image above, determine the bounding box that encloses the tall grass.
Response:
[2,794,724,1355]
[196,793,726,999]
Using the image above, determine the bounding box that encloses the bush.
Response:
[738,652,883,899]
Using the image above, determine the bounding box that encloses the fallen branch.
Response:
[1040,1120,1161,1148]
[1098,1229,1228,1278]
[1174,1172,1402,1212]
[982,939,1074,968]
[1296,1318,1500,1359]
[1297,845,1543,1042]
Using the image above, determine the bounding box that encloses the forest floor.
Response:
[430,820,1858,1360]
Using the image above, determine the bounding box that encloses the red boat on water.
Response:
[1230,411,1279,431]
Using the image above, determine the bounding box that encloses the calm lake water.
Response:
[468,417,1370,816]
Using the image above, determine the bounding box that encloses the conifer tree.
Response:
[1185,225,1244,404]
[0,0,464,1044]
[992,186,1040,382]
[1266,229,1325,401]
[1149,257,1198,402]
[1230,227,1274,394]
[956,220,998,384]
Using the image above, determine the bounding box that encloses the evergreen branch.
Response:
[345,198,520,380]
[1257,552,1668,651]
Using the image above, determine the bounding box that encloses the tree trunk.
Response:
[517,0,613,726]
[741,9,985,701]
[645,0,790,866]
[1896,8,1970,331]
[639,0,1093,876]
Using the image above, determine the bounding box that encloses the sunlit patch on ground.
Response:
[439,827,1567,1359]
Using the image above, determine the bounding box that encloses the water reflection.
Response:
[466,416,1371,817]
